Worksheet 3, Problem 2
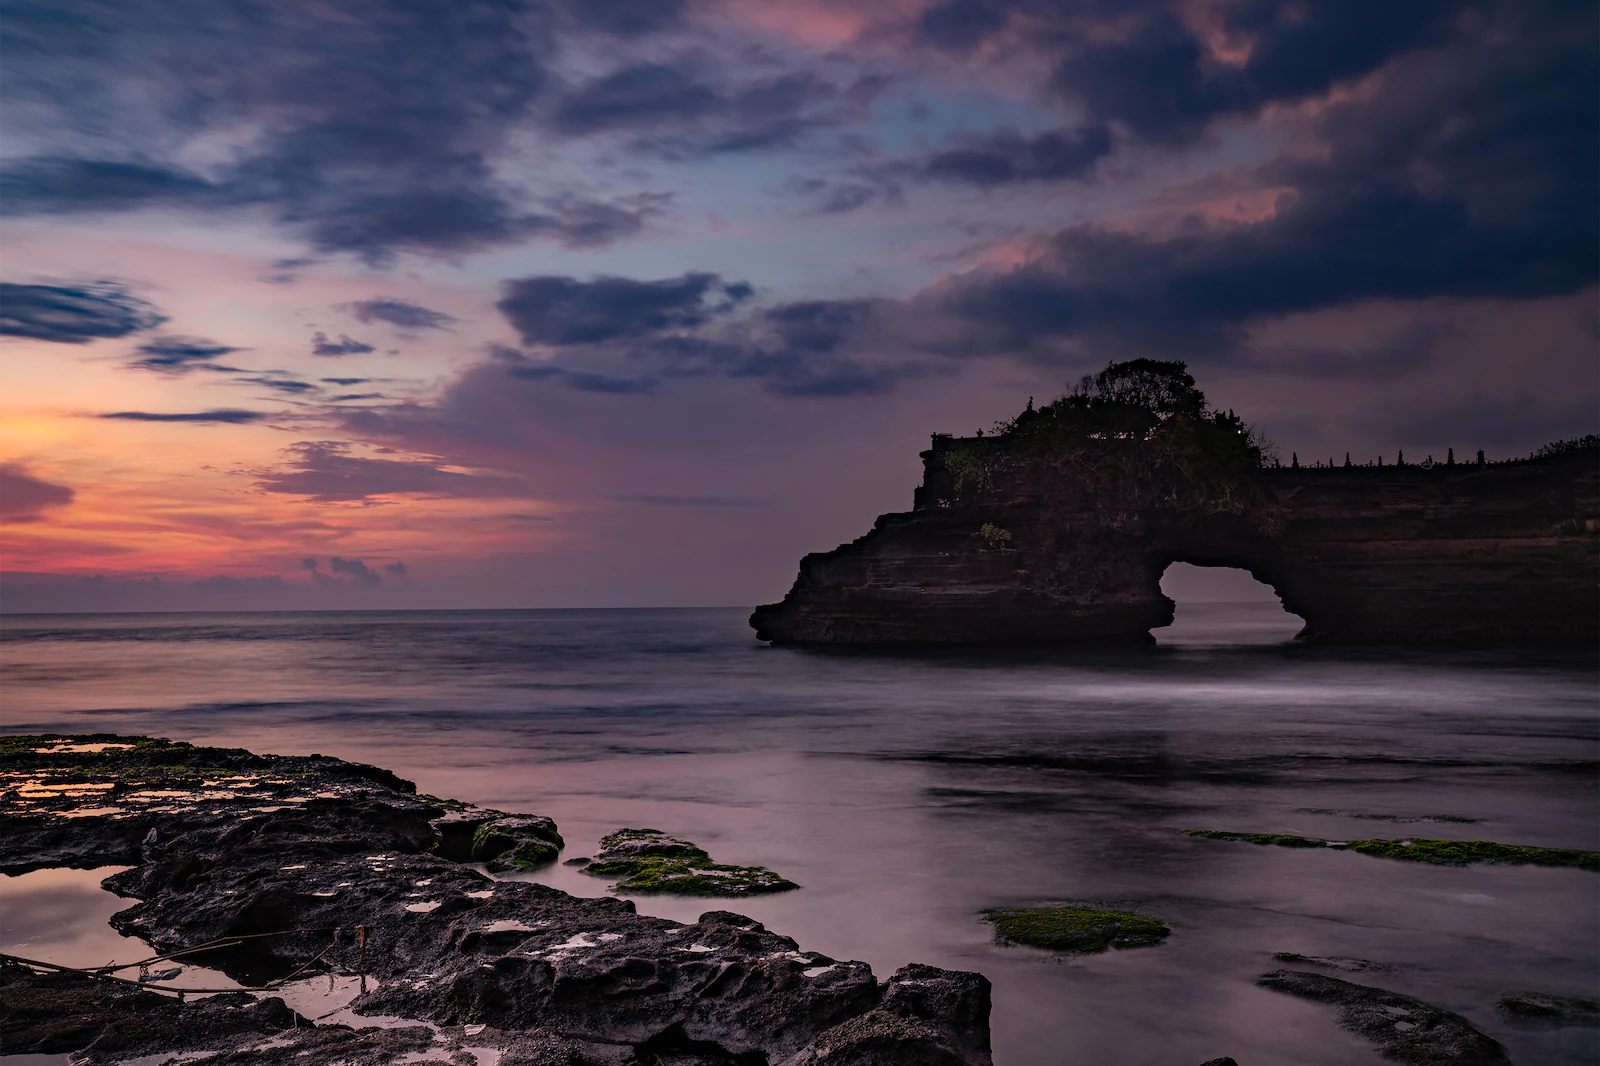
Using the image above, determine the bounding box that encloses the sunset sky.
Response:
[2,0,1595,612]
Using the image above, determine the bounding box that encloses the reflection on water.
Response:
[0,866,243,995]
[2,605,1596,1065]
[0,866,394,1027]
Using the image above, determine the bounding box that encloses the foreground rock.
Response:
[1258,969,1509,1065]
[0,734,992,1065]
[750,362,1598,646]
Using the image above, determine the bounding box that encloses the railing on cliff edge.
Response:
[922,432,1599,474]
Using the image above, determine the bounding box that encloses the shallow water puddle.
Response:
[0,867,498,1062]
[105,1052,218,1066]
[0,866,417,1031]
[0,866,236,990]
[42,742,131,754]
[273,972,380,1023]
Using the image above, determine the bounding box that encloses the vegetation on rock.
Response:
[472,815,565,872]
[976,522,1013,549]
[997,359,1270,467]
[1529,434,1600,460]
[580,828,799,896]
[981,906,1169,954]
[1184,829,1599,870]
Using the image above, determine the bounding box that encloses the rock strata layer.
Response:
[752,438,1598,646]
[0,734,992,1065]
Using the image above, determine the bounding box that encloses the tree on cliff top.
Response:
[1063,359,1206,419]
[997,359,1271,468]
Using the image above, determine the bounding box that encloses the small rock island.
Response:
[752,360,1598,646]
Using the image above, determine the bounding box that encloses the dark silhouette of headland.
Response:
[753,361,1599,646]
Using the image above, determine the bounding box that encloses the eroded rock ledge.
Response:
[0,735,992,1065]
[752,406,1597,646]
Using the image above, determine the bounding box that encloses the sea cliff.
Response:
[752,364,1598,646]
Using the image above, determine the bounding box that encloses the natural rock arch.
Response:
[752,367,1597,646]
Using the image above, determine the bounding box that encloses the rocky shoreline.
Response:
[6,733,1584,1066]
[0,734,992,1065]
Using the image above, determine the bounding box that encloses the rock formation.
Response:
[1258,970,1510,1065]
[752,362,1598,646]
[1,735,991,1065]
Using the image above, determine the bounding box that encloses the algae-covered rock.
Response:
[980,906,1169,954]
[1258,969,1509,1065]
[580,827,798,896]
[1348,837,1598,870]
[1184,828,1599,870]
[470,815,564,872]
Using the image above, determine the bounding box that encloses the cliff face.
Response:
[751,438,1599,646]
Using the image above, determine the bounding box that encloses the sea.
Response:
[2,601,1596,1065]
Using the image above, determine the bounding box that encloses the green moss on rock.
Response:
[981,906,1169,954]
[470,815,564,871]
[1348,838,1597,869]
[487,839,561,872]
[579,828,798,897]
[1184,829,1599,871]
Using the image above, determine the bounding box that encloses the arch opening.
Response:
[1155,562,1305,647]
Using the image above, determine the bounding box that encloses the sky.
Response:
[1,0,1595,613]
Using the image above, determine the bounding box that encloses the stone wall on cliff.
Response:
[751,435,1598,646]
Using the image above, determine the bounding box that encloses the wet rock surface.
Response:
[1258,969,1510,1065]
[1495,990,1600,1027]
[1271,952,1394,974]
[0,735,992,1065]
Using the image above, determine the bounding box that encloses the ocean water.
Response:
[2,604,1596,1065]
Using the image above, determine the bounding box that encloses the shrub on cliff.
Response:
[998,359,1272,469]
[1529,434,1599,460]
[976,522,1013,549]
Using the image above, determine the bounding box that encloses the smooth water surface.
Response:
[2,605,1596,1065]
